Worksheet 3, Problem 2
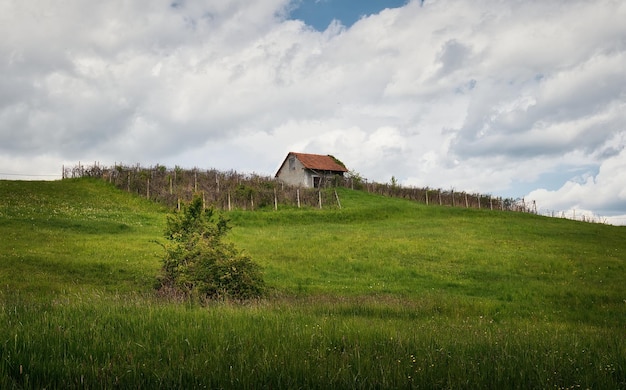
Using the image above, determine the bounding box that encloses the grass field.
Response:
[1,178,624,388]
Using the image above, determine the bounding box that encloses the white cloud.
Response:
[1,0,625,223]
[528,134,626,219]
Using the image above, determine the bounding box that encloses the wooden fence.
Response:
[63,162,533,213]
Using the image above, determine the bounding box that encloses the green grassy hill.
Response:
[229,188,624,325]
[0,179,165,295]
[1,179,624,388]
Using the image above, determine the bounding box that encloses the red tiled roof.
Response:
[291,152,348,172]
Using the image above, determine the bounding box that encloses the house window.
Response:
[289,156,295,170]
[313,176,321,188]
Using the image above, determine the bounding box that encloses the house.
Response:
[275,152,348,188]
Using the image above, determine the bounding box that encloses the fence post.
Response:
[334,189,341,209]
[297,189,300,208]
[464,192,468,208]
[425,190,429,206]
[274,188,278,211]
[228,192,232,211]
[318,191,322,209]
[147,178,150,199]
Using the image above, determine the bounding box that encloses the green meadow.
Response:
[1,178,624,388]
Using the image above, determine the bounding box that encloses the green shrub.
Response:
[157,196,265,301]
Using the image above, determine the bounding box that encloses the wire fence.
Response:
[3,162,613,224]
[62,162,537,214]
[538,209,612,224]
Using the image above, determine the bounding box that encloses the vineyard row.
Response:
[63,162,534,213]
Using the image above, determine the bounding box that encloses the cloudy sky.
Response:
[1,0,625,224]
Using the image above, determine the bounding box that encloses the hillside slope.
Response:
[229,187,625,325]
[0,179,166,294]
[2,178,623,323]
[1,178,624,388]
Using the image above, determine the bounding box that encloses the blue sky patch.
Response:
[288,0,409,31]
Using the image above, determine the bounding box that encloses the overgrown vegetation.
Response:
[157,196,265,301]
[0,179,624,388]
[64,162,531,213]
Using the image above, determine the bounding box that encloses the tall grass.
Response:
[0,179,624,388]
[1,292,623,389]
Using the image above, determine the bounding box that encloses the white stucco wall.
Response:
[276,155,310,187]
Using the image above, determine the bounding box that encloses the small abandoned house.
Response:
[275,152,348,188]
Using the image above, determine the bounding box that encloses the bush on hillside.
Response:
[156,196,265,301]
